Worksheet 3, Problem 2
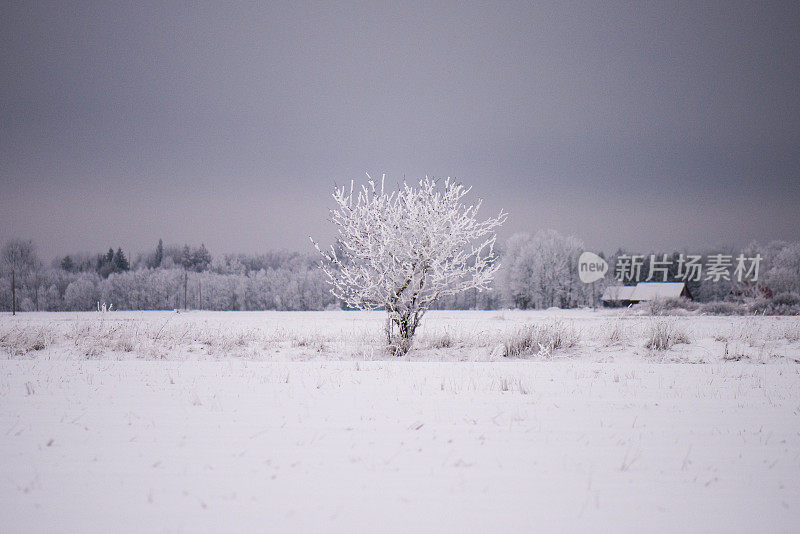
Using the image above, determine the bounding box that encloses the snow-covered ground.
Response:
[1,310,799,532]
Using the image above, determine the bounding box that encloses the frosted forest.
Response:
[2,235,800,315]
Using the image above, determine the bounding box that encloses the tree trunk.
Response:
[11,270,16,316]
[385,312,418,356]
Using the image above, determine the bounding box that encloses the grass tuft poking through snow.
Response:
[603,319,628,347]
[501,320,579,357]
[644,319,691,350]
[425,329,455,349]
[0,325,56,356]
[1,310,798,363]
[782,322,800,343]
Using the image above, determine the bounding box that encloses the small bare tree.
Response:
[312,176,506,355]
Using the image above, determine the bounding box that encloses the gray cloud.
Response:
[2,1,799,258]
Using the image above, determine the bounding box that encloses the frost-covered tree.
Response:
[193,244,212,272]
[113,248,130,271]
[312,176,506,354]
[1,239,42,313]
[500,230,589,309]
[1,239,40,277]
[154,239,164,268]
[765,242,800,295]
[181,244,212,272]
[181,245,192,270]
[60,255,75,272]
[64,273,101,311]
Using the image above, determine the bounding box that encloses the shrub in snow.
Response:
[644,319,691,351]
[645,297,699,315]
[699,301,744,316]
[418,328,481,350]
[603,319,627,346]
[0,325,55,356]
[501,320,579,357]
[418,329,456,350]
[748,294,800,316]
[312,176,506,355]
[781,322,800,343]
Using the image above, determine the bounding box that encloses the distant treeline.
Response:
[0,240,338,312]
[499,231,800,309]
[1,236,799,312]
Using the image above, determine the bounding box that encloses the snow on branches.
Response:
[312,175,506,354]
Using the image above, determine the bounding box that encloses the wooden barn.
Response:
[601,282,692,307]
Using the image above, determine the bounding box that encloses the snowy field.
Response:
[1,310,799,532]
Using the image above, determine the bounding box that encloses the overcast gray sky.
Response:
[2,1,799,260]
